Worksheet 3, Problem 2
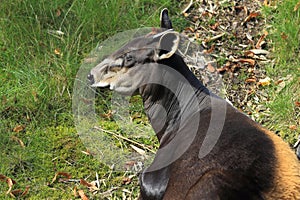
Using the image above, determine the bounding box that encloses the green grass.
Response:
[262,0,300,144]
[0,0,185,199]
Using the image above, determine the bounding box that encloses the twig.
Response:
[93,126,156,154]
[99,187,119,197]
[204,32,226,43]
[182,0,194,14]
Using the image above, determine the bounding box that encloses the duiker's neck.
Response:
[139,56,211,146]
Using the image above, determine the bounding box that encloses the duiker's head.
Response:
[88,30,180,94]
[88,9,184,95]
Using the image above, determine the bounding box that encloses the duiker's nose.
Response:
[87,73,95,85]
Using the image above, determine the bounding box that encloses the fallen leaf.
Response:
[204,45,215,54]
[100,110,113,119]
[78,190,89,200]
[80,179,98,191]
[235,6,248,15]
[6,178,14,194]
[245,78,257,83]
[80,179,93,187]
[244,51,255,57]
[10,189,23,198]
[258,77,271,86]
[246,49,270,55]
[184,27,195,33]
[0,174,7,182]
[56,9,62,17]
[51,172,71,184]
[21,186,30,197]
[11,136,25,148]
[243,12,260,24]
[207,63,216,72]
[281,32,288,40]
[294,1,300,11]
[235,58,256,66]
[122,177,132,185]
[295,101,300,107]
[276,80,286,93]
[256,31,268,49]
[289,125,297,130]
[210,22,220,30]
[54,48,61,56]
[73,186,78,197]
[13,125,25,133]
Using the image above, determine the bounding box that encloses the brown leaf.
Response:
[0,175,16,184]
[122,177,132,185]
[73,186,78,197]
[0,174,7,182]
[51,172,71,184]
[54,48,61,56]
[21,186,30,197]
[10,189,23,197]
[281,32,288,40]
[295,101,300,107]
[258,77,271,86]
[256,31,268,49]
[56,9,62,17]
[243,12,260,24]
[204,45,215,54]
[183,12,189,17]
[78,190,89,200]
[235,6,248,15]
[244,51,255,57]
[80,179,98,191]
[13,125,25,133]
[184,27,195,33]
[11,136,25,148]
[289,125,297,131]
[236,58,256,66]
[217,62,231,73]
[210,22,220,30]
[100,110,113,119]
[207,63,216,73]
[6,178,14,194]
[9,186,29,198]
[80,179,93,188]
[294,1,300,11]
[245,78,257,83]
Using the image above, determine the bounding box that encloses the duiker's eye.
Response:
[125,54,133,62]
[124,54,135,67]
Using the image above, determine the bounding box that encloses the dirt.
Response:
[180,0,273,123]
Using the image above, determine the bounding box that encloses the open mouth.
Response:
[91,81,110,88]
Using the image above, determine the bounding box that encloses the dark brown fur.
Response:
[89,9,300,200]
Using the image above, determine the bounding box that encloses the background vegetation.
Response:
[0,0,299,199]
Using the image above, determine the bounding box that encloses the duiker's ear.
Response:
[156,31,180,60]
[160,8,172,29]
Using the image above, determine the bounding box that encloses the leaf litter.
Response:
[181,0,275,123]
